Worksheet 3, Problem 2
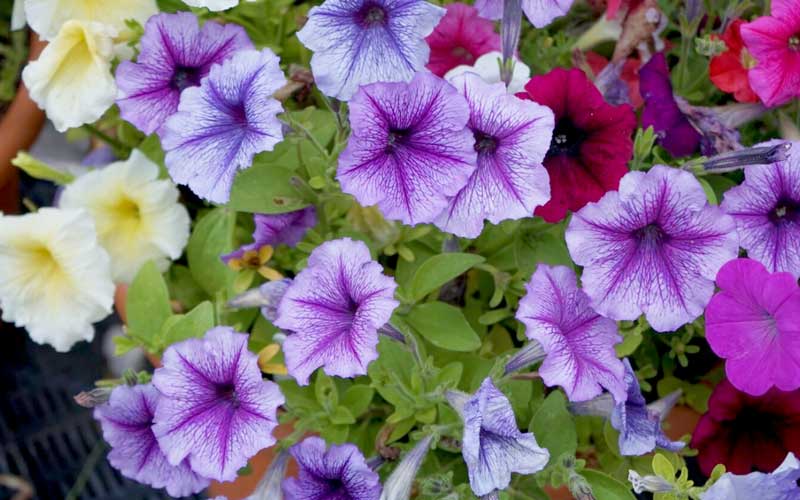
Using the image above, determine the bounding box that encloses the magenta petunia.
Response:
[721,141,800,278]
[337,72,477,226]
[434,73,552,238]
[705,258,800,396]
[516,264,626,403]
[474,0,574,28]
[116,12,253,137]
[565,165,739,332]
[425,3,500,77]
[162,49,286,204]
[222,207,317,264]
[152,327,284,482]
[94,384,209,497]
[274,238,399,385]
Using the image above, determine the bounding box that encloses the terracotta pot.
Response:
[0,33,46,214]
[664,404,701,441]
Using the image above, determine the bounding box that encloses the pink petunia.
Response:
[425,3,500,77]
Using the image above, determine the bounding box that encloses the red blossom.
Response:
[425,3,501,77]
[709,20,759,103]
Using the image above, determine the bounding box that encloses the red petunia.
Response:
[425,3,501,77]
[517,68,636,223]
[709,20,759,103]
[691,379,800,476]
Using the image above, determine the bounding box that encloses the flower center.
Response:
[451,46,472,61]
[357,3,387,27]
[385,127,411,153]
[217,383,240,408]
[547,119,587,158]
[790,35,800,51]
[170,66,202,91]
[473,130,498,154]
[634,223,668,245]
[769,198,799,223]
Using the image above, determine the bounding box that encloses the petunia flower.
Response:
[447,378,549,497]
[296,0,445,101]
[720,141,800,278]
[22,20,117,132]
[691,379,800,475]
[741,0,800,107]
[60,150,191,284]
[162,48,286,204]
[0,208,114,352]
[181,0,239,11]
[228,279,292,323]
[245,450,290,500]
[337,72,476,226]
[516,264,626,403]
[434,73,552,238]
[585,52,642,108]
[24,0,157,41]
[445,51,531,94]
[709,20,759,103]
[381,435,434,500]
[565,165,738,332]
[222,208,317,265]
[425,3,500,77]
[152,327,285,482]
[94,384,209,497]
[116,12,253,137]
[518,67,636,223]
[474,0,574,28]
[701,452,800,500]
[705,258,800,396]
[282,436,382,500]
[222,244,283,281]
[274,238,399,385]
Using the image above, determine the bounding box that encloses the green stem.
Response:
[82,124,129,154]
[65,440,107,500]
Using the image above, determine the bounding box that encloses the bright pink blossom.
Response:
[425,3,500,77]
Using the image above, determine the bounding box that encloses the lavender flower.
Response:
[447,378,549,497]
[152,327,285,482]
[296,0,445,100]
[474,0,574,28]
[116,12,252,136]
[222,208,317,264]
[434,73,553,238]
[565,165,738,332]
[721,140,800,278]
[274,238,399,385]
[381,435,434,500]
[246,450,290,500]
[282,436,382,500]
[701,452,800,500]
[337,72,477,225]
[94,384,209,497]
[516,264,626,403]
[228,279,292,323]
[162,49,286,204]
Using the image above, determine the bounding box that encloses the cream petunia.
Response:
[60,150,191,284]
[22,20,117,132]
[24,0,157,41]
[0,208,114,352]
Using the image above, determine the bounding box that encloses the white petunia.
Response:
[12,0,26,30]
[24,0,157,41]
[0,208,114,352]
[22,20,117,132]
[60,150,191,283]
[180,0,239,11]
[445,51,531,94]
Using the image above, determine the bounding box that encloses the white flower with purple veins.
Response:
[297,0,445,100]
[162,49,286,204]
[434,73,553,238]
[701,452,800,500]
[445,51,532,94]
[474,0,574,28]
[448,378,549,497]
[152,327,284,482]
[565,165,739,332]
[275,238,399,385]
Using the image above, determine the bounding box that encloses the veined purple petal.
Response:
[474,0,574,28]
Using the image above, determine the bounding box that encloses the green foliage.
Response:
[405,302,482,352]
[580,469,637,500]
[530,392,577,467]
[405,252,485,302]
[119,261,173,354]
[11,153,75,185]
[186,208,236,296]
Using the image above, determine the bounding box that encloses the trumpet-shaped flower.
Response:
[296,0,445,101]
[565,165,739,332]
[94,384,209,497]
[152,327,285,482]
[0,208,114,352]
[22,20,117,132]
[60,150,190,283]
[701,452,800,500]
[221,207,317,264]
[709,19,759,104]
[425,3,500,77]
[474,0,574,28]
[24,0,157,40]
[162,48,286,203]
[274,238,399,385]
[445,51,531,94]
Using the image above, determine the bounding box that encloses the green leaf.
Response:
[329,406,356,425]
[12,152,74,184]
[697,177,718,205]
[530,391,577,465]
[652,453,676,479]
[579,469,636,500]
[160,301,214,348]
[341,385,375,418]
[278,380,319,412]
[186,208,236,295]
[113,335,139,356]
[405,302,481,352]
[228,157,310,214]
[314,371,338,409]
[408,253,485,301]
[137,134,168,178]
[126,261,172,352]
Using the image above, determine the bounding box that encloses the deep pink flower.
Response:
[705,258,800,396]
[425,3,500,77]
[741,0,800,107]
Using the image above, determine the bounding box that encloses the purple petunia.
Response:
[337,72,477,226]
[434,73,553,238]
[94,384,209,497]
[152,327,284,482]
[162,49,286,204]
[222,207,317,264]
[282,436,382,500]
[565,165,739,332]
[296,0,445,101]
[701,452,800,500]
[721,140,800,278]
[274,238,399,385]
[116,12,253,137]
[447,378,549,497]
[516,264,626,403]
[473,0,574,28]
